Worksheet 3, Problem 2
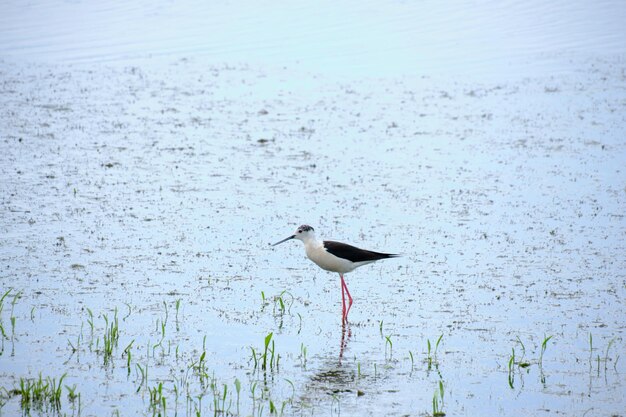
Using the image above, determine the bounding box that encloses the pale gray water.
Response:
[2,0,626,77]
[1,1,625,416]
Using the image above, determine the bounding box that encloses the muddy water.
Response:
[1,55,625,416]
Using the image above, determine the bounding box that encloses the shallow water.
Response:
[2,0,626,77]
[1,55,625,416]
[1,1,626,416]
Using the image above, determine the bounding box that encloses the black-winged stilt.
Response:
[272,225,399,323]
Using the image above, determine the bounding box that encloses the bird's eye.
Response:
[297,230,302,233]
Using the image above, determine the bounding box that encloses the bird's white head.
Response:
[272,224,316,246]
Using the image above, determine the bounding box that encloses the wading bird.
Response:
[272,225,399,323]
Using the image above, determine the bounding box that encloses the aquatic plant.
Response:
[65,383,79,405]
[11,373,68,413]
[299,343,307,368]
[135,363,148,393]
[123,302,132,321]
[0,289,11,321]
[275,294,285,315]
[262,333,273,370]
[385,335,393,358]
[101,309,120,365]
[250,346,259,369]
[67,323,83,356]
[123,340,135,375]
[0,289,12,353]
[588,333,620,376]
[604,337,617,372]
[153,318,166,353]
[162,300,170,326]
[210,381,231,416]
[507,348,515,389]
[85,307,96,351]
[249,332,280,373]
[234,378,241,415]
[196,351,209,386]
[296,312,303,334]
[515,336,530,368]
[153,301,170,355]
[538,334,553,384]
[539,334,552,367]
[284,378,295,402]
[272,290,294,316]
[148,381,166,414]
[175,298,182,330]
[427,334,444,369]
[250,381,258,404]
[9,291,21,350]
[432,380,445,416]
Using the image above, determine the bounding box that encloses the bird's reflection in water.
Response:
[339,321,352,361]
[298,323,356,402]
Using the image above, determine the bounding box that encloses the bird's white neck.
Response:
[301,234,323,249]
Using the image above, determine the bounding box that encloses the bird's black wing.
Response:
[323,241,399,263]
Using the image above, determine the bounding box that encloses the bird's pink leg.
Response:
[340,274,353,323]
[340,273,346,321]
[342,276,354,319]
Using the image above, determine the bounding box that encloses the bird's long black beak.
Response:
[272,235,295,246]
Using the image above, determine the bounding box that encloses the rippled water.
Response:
[2,0,626,76]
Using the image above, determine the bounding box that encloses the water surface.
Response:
[2,0,626,77]
[1,1,625,416]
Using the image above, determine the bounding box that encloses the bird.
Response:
[272,225,399,323]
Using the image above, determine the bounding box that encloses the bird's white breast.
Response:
[305,242,360,274]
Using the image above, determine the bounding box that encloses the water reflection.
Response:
[339,322,352,361]
[292,322,356,414]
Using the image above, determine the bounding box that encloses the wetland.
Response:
[1,1,625,416]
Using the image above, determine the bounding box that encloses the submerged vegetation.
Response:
[507,335,556,388]
[0,289,21,355]
[0,288,623,416]
[2,38,625,416]
[0,299,299,416]
[432,380,446,417]
[426,334,444,371]
[2,373,78,415]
